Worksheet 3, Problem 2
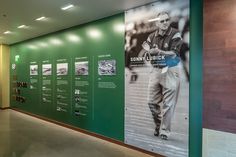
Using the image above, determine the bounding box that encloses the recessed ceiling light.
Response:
[3,31,12,34]
[36,16,46,21]
[18,25,27,28]
[61,4,74,10]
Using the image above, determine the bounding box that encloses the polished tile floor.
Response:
[0,110,154,157]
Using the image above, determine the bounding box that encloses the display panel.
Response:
[10,14,124,141]
[125,1,189,156]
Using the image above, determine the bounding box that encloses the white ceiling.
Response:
[0,0,157,45]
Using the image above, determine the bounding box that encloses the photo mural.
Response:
[124,1,190,156]
[9,1,191,156]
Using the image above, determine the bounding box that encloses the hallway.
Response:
[0,110,153,157]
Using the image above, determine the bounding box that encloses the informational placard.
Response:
[30,62,39,90]
[42,60,53,104]
[56,59,70,113]
[125,1,189,157]
[97,55,118,90]
[10,14,125,142]
[74,57,89,117]
[42,79,52,103]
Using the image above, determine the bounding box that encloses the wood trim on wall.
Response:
[0,107,11,110]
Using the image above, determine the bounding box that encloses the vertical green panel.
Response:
[190,0,203,157]
[10,14,124,141]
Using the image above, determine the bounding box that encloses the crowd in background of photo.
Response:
[125,0,189,81]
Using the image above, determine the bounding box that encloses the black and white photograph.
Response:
[56,63,68,76]
[30,65,38,75]
[75,89,80,95]
[42,64,52,76]
[98,60,116,75]
[75,89,80,103]
[125,0,189,157]
[75,61,89,75]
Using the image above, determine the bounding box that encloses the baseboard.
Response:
[0,107,10,110]
[11,108,162,157]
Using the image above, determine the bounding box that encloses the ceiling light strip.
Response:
[3,31,12,34]
[18,25,26,28]
[61,4,74,10]
[36,16,45,21]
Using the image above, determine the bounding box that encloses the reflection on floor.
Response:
[0,110,154,157]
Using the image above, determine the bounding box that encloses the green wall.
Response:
[10,14,125,141]
[10,2,203,155]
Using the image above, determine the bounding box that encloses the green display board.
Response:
[10,3,203,155]
[10,14,125,141]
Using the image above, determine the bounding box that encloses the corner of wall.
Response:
[0,44,2,107]
[0,44,10,108]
